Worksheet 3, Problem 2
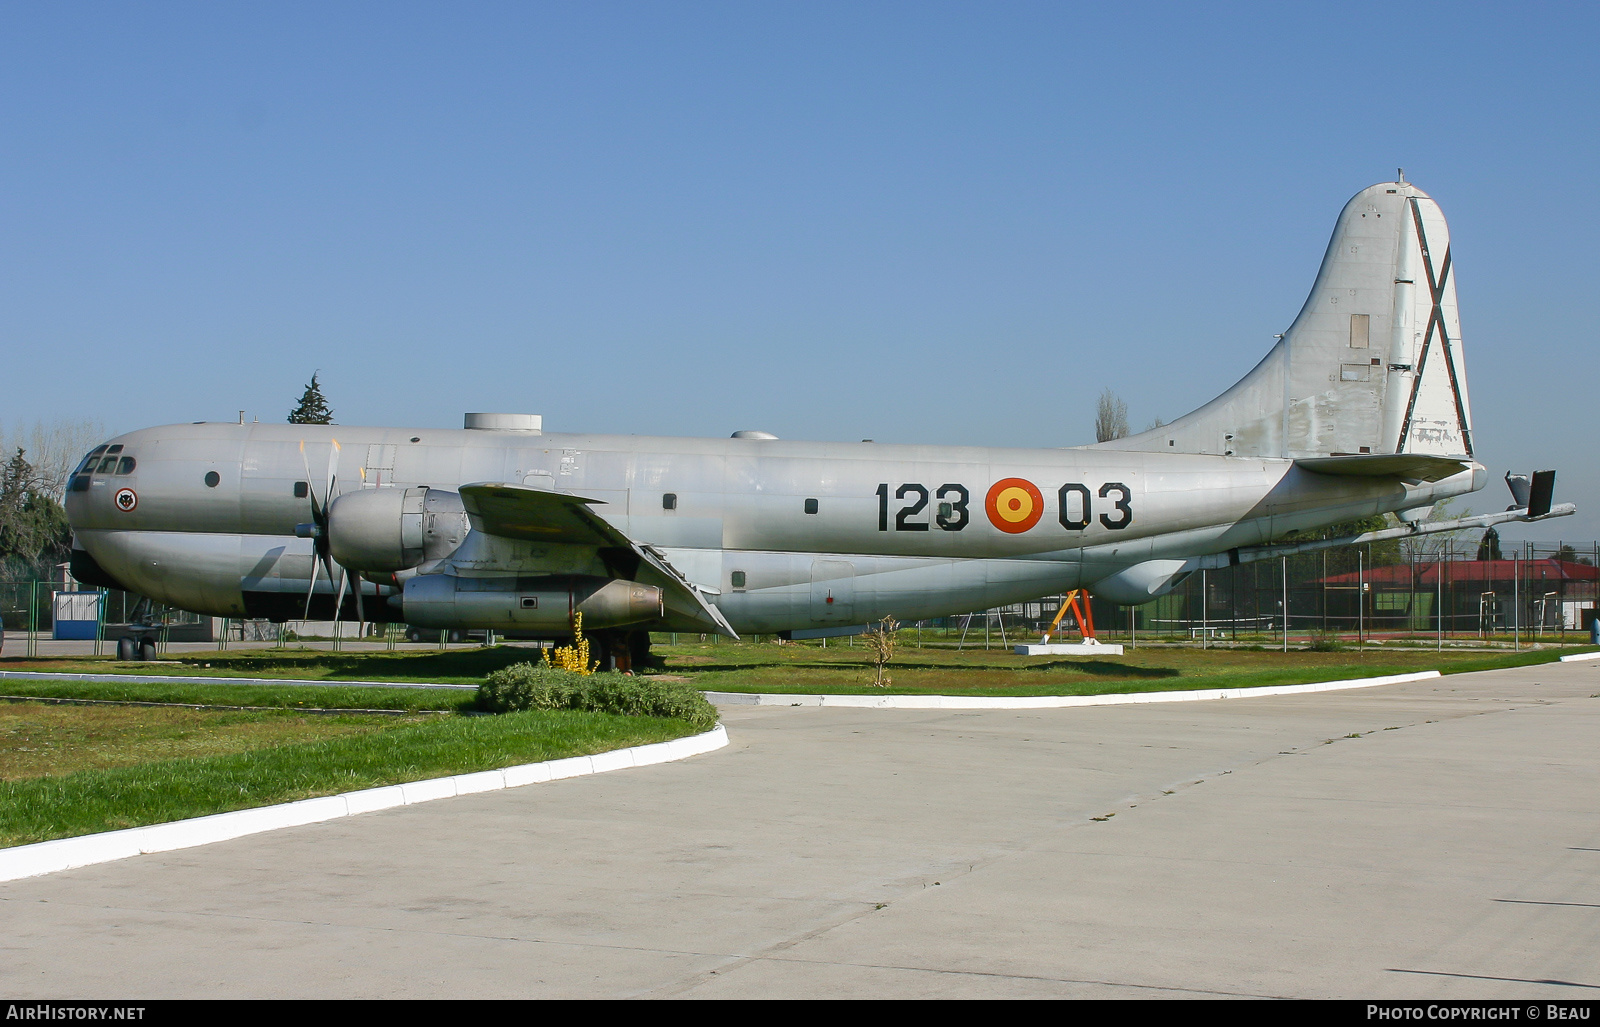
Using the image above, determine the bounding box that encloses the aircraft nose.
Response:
[64,441,141,529]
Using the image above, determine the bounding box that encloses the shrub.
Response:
[476,662,718,731]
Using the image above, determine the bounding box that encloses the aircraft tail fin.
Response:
[1097,178,1473,461]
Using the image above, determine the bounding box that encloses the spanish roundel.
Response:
[985,477,1043,533]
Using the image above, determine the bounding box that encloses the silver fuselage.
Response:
[65,421,1482,633]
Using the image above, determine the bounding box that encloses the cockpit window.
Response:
[72,444,136,480]
[74,446,108,475]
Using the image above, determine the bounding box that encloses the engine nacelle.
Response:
[326,487,469,573]
[1089,560,1194,605]
[401,574,664,631]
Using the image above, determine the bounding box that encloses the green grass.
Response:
[7,637,1593,699]
[0,707,699,848]
[649,637,1594,696]
[0,679,473,712]
[4,646,542,684]
[1,701,438,781]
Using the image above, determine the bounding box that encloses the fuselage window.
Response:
[293,481,309,498]
[731,570,747,591]
[204,471,220,488]
[116,457,136,475]
[662,493,677,510]
[804,498,819,514]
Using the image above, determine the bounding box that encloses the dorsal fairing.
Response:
[1095,180,1472,461]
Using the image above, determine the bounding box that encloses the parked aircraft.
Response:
[64,177,1573,667]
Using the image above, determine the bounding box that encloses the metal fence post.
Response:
[94,587,107,657]
[1513,550,1519,650]
[26,580,38,658]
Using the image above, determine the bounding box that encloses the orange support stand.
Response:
[1043,590,1097,643]
[1076,592,1096,639]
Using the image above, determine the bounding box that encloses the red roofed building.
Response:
[1316,559,1598,633]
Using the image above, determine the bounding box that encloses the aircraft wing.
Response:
[457,482,737,637]
[1294,454,1472,483]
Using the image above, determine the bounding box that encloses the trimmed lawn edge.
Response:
[0,724,728,882]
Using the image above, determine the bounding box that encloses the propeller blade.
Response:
[324,439,340,513]
[302,541,322,623]
[333,564,349,628]
[351,569,366,631]
[299,440,323,523]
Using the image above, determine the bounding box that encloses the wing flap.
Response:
[457,482,737,637]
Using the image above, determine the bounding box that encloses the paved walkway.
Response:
[2,661,1597,998]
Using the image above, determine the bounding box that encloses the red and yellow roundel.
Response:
[985,477,1043,533]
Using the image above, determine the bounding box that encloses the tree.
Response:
[1095,388,1129,443]
[0,448,71,571]
[1476,527,1502,562]
[288,372,335,424]
[0,418,108,497]
[861,615,899,687]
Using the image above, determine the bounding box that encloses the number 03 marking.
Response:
[1056,482,1132,530]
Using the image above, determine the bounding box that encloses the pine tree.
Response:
[288,372,335,424]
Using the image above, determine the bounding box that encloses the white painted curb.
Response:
[0,724,728,883]
[1558,651,1600,663]
[704,671,1443,709]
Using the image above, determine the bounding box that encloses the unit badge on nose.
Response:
[985,477,1042,533]
[114,488,138,512]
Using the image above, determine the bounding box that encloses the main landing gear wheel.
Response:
[117,637,136,661]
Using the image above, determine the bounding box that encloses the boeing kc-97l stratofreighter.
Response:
[64,177,1574,667]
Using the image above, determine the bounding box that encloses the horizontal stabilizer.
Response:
[1193,501,1576,571]
[1295,454,1471,483]
[458,482,737,637]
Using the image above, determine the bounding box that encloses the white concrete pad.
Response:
[1014,642,1125,655]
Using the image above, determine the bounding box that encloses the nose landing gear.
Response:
[114,631,159,661]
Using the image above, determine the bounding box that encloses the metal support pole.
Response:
[1358,549,1364,645]
[1513,550,1519,650]
[26,580,38,659]
[1282,555,1289,652]
[94,588,107,657]
[1201,568,1208,648]
[1440,543,1452,646]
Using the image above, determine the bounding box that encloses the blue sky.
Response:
[2,2,1595,542]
